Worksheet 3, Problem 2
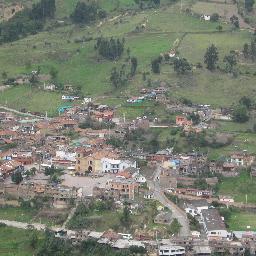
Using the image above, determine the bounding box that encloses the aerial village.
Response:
[0,87,255,256]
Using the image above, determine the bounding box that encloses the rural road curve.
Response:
[148,166,190,237]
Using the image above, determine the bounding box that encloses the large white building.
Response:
[101,158,136,174]
[158,244,185,256]
[201,209,231,240]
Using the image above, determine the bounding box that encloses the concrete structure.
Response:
[201,209,231,240]
[159,244,185,256]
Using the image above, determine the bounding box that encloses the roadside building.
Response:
[107,177,139,200]
[201,209,231,240]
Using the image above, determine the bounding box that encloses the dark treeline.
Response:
[95,37,125,60]
[0,0,55,43]
[70,2,107,24]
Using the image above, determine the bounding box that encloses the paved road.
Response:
[148,166,190,237]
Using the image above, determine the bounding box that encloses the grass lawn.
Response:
[0,86,63,116]
[217,171,256,204]
[192,1,237,17]
[0,226,36,256]
[0,206,67,226]
[0,206,36,223]
[228,210,256,231]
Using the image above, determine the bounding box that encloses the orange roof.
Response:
[116,171,132,179]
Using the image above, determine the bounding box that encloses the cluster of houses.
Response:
[126,86,167,104]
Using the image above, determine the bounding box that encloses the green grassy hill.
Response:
[0,0,254,117]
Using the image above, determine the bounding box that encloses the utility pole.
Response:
[180,0,183,12]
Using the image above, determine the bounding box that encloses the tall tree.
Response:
[70,2,98,24]
[130,57,138,76]
[230,15,239,28]
[223,53,237,73]
[11,171,23,184]
[151,57,161,74]
[173,58,191,74]
[245,0,255,12]
[204,44,219,71]
[243,43,250,58]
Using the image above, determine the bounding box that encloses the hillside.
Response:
[0,0,254,158]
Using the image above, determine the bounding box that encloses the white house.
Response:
[133,173,146,183]
[203,15,211,21]
[201,209,231,240]
[219,196,234,203]
[101,158,136,174]
[159,244,185,256]
[185,199,209,217]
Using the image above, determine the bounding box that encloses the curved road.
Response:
[148,166,190,237]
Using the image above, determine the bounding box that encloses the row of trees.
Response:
[0,0,56,43]
[95,37,125,60]
[245,0,255,12]
[110,56,138,88]
[134,0,161,9]
[70,2,106,24]
[243,38,256,61]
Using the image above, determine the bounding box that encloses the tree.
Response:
[250,39,256,60]
[1,71,7,80]
[230,15,239,28]
[173,58,191,74]
[11,171,23,184]
[216,25,223,32]
[211,13,220,22]
[233,105,249,123]
[239,96,253,109]
[95,37,125,60]
[31,0,56,20]
[130,57,138,76]
[70,2,99,24]
[49,67,58,81]
[120,203,131,229]
[168,218,182,235]
[188,112,200,125]
[223,53,237,73]
[110,65,127,88]
[245,0,255,12]
[193,178,208,190]
[243,43,250,58]
[204,44,219,70]
[151,57,161,74]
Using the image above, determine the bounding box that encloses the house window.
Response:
[78,154,80,157]
[89,161,92,165]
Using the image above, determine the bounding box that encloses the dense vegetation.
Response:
[95,37,125,61]
[70,2,106,24]
[0,0,56,43]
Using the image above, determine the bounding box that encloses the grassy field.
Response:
[0,206,36,223]
[0,226,36,256]
[217,171,256,204]
[228,210,256,231]
[0,206,67,226]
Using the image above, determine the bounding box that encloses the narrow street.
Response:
[148,166,190,237]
